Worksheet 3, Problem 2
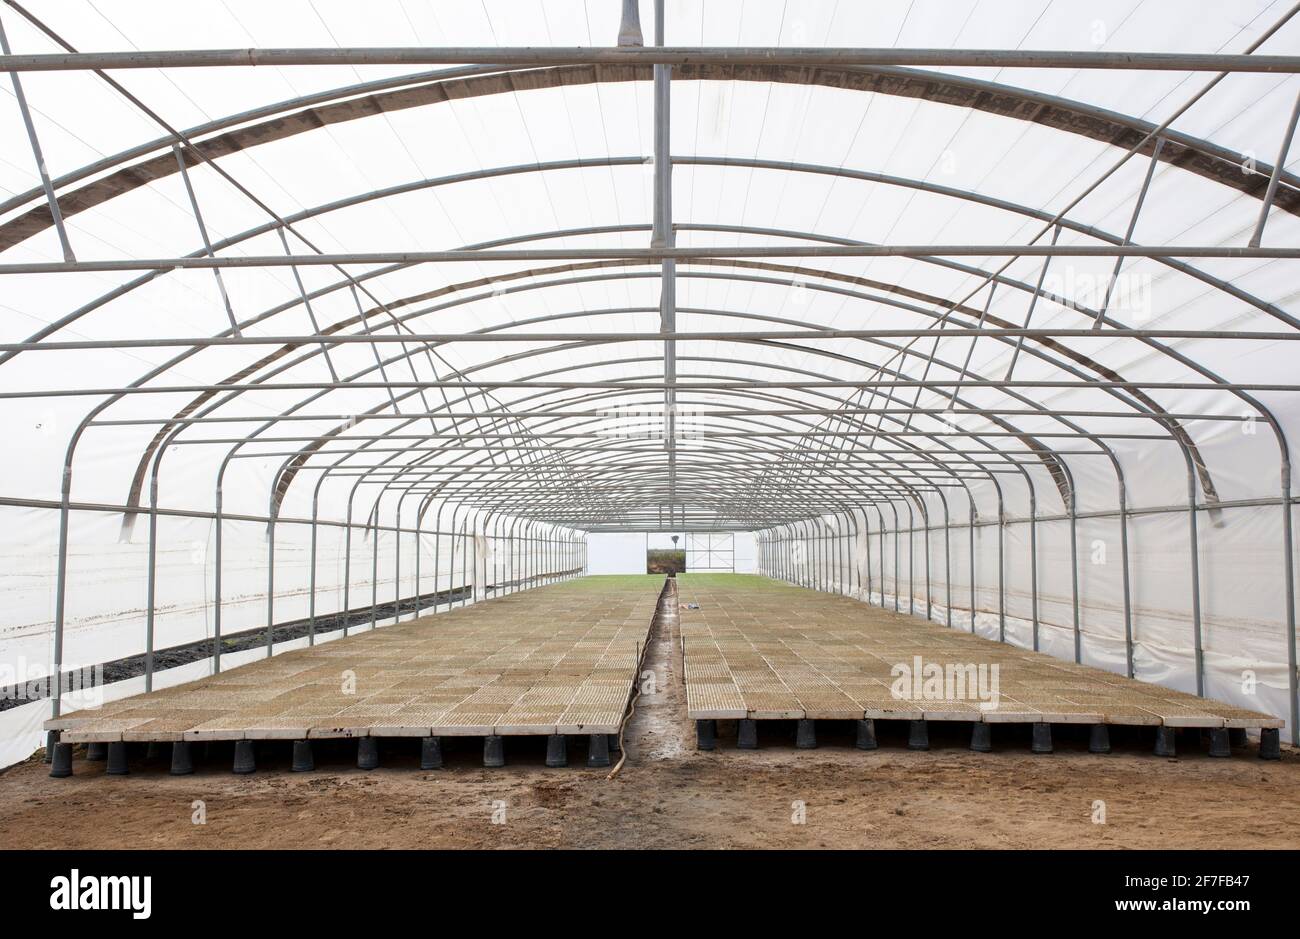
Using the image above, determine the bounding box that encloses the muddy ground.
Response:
[2,601,1297,850]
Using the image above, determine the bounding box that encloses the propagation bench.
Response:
[679,574,1283,758]
[43,575,665,776]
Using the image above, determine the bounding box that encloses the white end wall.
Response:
[586,533,648,574]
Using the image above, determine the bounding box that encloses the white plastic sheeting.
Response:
[758,498,1297,736]
[1,0,1299,765]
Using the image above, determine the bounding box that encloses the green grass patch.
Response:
[675,573,784,590]
[559,574,668,591]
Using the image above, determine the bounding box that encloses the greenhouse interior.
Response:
[0,0,1298,863]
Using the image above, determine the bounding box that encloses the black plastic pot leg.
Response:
[170,740,194,776]
[795,719,817,749]
[545,734,568,767]
[970,722,992,753]
[86,741,107,762]
[106,741,129,775]
[49,742,73,778]
[357,737,379,770]
[44,730,57,763]
[695,719,716,751]
[420,736,442,770]
[856,719,878,751]
[1229,727,1248,749]
[587,733,611,768]
[145,741,164,762]
[483,734,505,768]
[1031,723,1053,754]
[1089,724,1111,754]
[737,719,758,749]
[1207,728,1231,758]
[1259,727,1281,760]
[232,739,256,774]
[1154,726,1176,758]
[608,733,621,753]
[291,739,314,772]
[907,719,930,751]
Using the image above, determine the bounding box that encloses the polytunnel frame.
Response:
[53,260,1279,691]
[50,329,1279,733]
[0,0,1297,742]
[17,219,1300,723]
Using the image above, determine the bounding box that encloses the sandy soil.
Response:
[2,600,1297,851]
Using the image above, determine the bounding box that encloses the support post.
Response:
[49,742,73,778]
[292,739,314,772]
[308,494,319,644]
[1031,488,1041,650]
[1259,727,1281,760]
[1070,490,1081,662]
[214,482,224,669]
[1186,456,1205,695]
[1154,726,1176,758]
[587,732,611,768]
[170,740,194,775]
[145,475,158,690]
[1207,728,1231,758]
[106,741,128,775]
[545,734,568,767]
[233,739,256,774]
[357,737,379,770]
[420,736,443,770]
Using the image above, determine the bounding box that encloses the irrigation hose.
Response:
[607,578,676,780]
[605,684,640,780]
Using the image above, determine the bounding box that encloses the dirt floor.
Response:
[2,592,1298,850]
